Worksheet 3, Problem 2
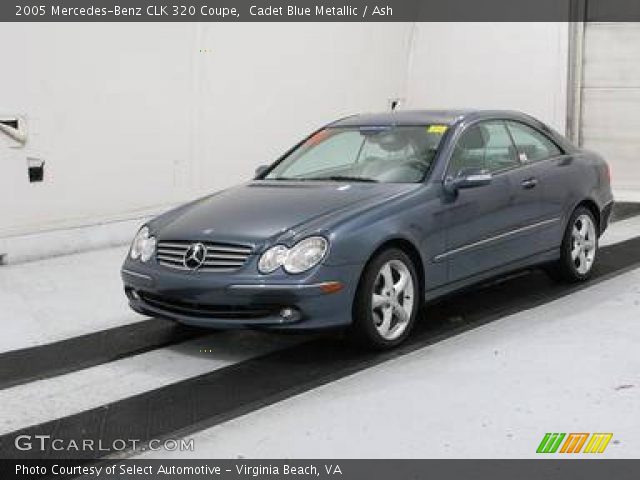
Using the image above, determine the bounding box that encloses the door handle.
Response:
[521,177,538,189]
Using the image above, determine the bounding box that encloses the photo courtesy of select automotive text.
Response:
[2,1,640,479]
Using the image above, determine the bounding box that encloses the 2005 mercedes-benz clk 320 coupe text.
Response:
[122,110,613,348]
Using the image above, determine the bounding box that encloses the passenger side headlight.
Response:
[130,226,156,262]
[258,236,328,274]
[284,236,328,274]
[257,244,289,274]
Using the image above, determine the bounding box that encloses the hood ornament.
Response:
[183,243,207,270]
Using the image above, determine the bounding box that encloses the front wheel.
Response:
[350,248,420,349]
[548,206,598,282]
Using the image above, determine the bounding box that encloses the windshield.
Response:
[264,125,448,183]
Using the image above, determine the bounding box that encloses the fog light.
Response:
[280,307,295,320]
[130,289,140,300]
[279,307,302,323]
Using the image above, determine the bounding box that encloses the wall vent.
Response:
[0,116,27,145]
[27,158,45,183]
[0,119,19,130]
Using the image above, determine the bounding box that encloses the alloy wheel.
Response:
[571,214,597,275]
[371,259,415,341]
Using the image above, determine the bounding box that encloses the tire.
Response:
[547,206,599,283]
[350,248,421,349]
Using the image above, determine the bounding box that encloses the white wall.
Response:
[194,23,413,192]
[0,23,413,240]
[581,23,640,195]
[404,23,569,133]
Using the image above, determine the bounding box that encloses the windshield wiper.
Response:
[269,175,378,183]
[270,177,309,181]
[311,176,379,183]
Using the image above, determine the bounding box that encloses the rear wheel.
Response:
[547,206,598,282]
[351,248,420,349]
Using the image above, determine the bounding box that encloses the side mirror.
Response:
[254,165,269,179]
[444,170,492,195]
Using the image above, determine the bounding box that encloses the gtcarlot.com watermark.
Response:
[14,434,194,453]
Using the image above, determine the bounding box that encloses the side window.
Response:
[448,121,518,177]
[506,121,562,163]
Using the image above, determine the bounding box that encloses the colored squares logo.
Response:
[537,433,565,453]
[537,433,613,454]
[583,433,613,454]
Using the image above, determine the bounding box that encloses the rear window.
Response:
[506,121,562,163]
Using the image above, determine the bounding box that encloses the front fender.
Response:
[322,191,427,264]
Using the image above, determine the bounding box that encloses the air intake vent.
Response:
[156,241,252,272]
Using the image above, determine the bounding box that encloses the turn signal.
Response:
[319,281,344,294]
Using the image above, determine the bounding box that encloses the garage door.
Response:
[581,23,640,194]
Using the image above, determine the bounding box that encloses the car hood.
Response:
[154,181,420,246]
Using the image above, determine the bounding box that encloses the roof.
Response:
[329,110,476,127]
[327,109,575,152]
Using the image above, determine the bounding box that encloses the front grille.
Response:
[139,292,275,319]
[156,240,253,272]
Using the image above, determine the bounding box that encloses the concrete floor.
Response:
[614,188,640,204]
[0,331,302,436]
[137,266,640,458]
[1,215,639,459]
[0,245,142,353]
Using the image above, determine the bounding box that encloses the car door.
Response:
[505,120,567,252]
[438,120,525,283]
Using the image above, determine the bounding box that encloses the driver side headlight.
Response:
[130,226,157,262]
[258,236,328,274]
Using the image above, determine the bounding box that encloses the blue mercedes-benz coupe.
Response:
[122,110,613,348]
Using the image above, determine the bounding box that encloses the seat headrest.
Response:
[373,131,411,152]
[460,125,488,150]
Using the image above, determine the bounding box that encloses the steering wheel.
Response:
[362,159,427,182]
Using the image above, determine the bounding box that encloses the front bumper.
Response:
[121,260,361,330]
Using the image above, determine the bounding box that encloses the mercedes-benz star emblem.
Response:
[183,243,207,270]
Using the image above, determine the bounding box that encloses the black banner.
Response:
[2,460,639,480]
[5,0,640,22]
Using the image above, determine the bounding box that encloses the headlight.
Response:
[258,245,289,274]
[140,236,156,262]
[130,226,156,262]
[258,236,328,274]
[284,236,328,273]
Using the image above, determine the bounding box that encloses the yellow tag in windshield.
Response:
[427,125,448,134]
